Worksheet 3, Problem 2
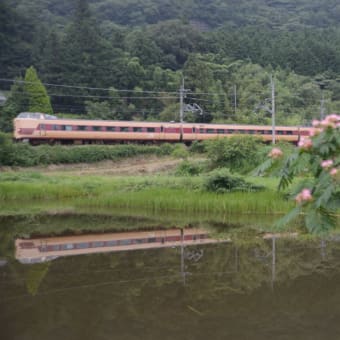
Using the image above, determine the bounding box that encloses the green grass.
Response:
[0,171,293,217]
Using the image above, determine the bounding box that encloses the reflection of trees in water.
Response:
[2,238,340,339]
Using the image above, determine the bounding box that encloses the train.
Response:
[13,112,311,145]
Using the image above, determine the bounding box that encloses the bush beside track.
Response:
[0,133,177,167]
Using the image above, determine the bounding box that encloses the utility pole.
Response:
[271,74,276,145]
[179,76,185,125]
[179,76,189,141]
[320,89,325,120]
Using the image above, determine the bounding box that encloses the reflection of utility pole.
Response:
[271,236,276,290]
[180,228,186,285]
[320,239,326,260]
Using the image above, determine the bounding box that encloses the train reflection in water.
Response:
[15,228,222,264]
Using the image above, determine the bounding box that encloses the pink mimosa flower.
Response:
[268,147,283,159]
[312,119,320,127]
[295,189,313,204]
[298,137,312,149]
[309,128,322,137]
[330,168,338,176]
[321,160,334,169]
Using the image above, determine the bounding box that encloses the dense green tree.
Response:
[0,1,34,79]
[0,80,28,132]
[24,66,53,114]
[60,0,112,87]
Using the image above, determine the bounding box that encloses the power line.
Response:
[9,90,178,100]
[0,78,179,95]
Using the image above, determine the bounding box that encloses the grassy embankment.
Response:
[0,170,293,216]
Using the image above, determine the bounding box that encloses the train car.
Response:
[13,112,311,145]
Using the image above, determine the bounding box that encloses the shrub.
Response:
[205,136,263,173]
[203,168,265,193]
[175,160,204,176]
[189,140,206,154]
[171,144,188,159]
[158,143,175,156]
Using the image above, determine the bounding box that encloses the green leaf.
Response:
[275,205,302,229]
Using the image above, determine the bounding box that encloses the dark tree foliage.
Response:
[2,0,340,122]
[0,1,34,80]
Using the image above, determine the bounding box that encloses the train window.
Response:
[76,242,89,249]
[51,125,58,130]
[92,241,105,248]
[60,125,72,131]
[227,129,234,134]
[287,131,293,135]
[277,131,283,135]
[45,114,57,120]
[106,240,118,246]
[207,129,215,134]
[92,126,101,131]
[199,128,205,133]
[217,129,225,134]
[120,127,129,132]
[78,126,86,131]
[61,244,74,250]
[147,127,155,133]
[106,126,115,132]
[40,124,46,130]
[133,127,143,132]
[120,239,132,245]
[249,130,255,134]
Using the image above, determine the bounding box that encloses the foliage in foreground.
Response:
[256,115,340,234]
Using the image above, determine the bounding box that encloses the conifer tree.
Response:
[0,79,28,132]
[24,66,53,114]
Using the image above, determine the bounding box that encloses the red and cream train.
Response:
[14,112,311,145]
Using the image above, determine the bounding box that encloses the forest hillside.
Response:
[1,0,340,130]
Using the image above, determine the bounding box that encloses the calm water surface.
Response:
[1,217,340,339]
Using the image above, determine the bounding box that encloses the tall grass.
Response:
[83,188,293,215]
[0,171,293,216]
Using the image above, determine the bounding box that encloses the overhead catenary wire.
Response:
[0,78,179,95]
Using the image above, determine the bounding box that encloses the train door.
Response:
[39,123,46,137]
[192,126,198,141]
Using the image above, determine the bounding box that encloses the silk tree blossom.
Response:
[312,119,320,127]
[268,147,283,159]
[320,114,340,129]
[295,189,313,204]
[309,128,322,137]
[298,137,313,149]
[321,159,334,169]
[330,168,338,176]
[312,114,340,130]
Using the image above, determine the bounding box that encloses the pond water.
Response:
[1,215,340,339]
